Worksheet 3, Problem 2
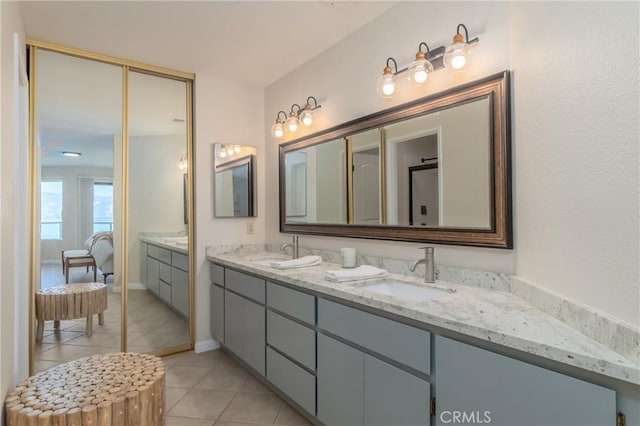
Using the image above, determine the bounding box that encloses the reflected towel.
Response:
[270,255,323,270]
[324,265,388,282]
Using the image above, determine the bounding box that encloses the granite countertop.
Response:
[140,234,188,254]
[208,250,639,386]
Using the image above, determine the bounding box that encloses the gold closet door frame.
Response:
[27,40,196,374]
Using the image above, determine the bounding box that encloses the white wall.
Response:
[128,134,186,283]
[265,1,513,275]
[265,1,639,328]
[194,73,265,343]
[0,0,28,419]
[40,166,113,261]
[509,2,639,327]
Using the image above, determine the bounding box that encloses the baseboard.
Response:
[194,339,220,353]
[111,282,145,293]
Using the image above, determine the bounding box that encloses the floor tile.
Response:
[220,392,284,424]
[194,366,250,391]
[41,330,84,344]
[166,416,216,426]
[166,365,212,388]
[166,386,190,411]
[239,377,272,394]
[34,360,61,373]
[168,388,235,420]
[36,344,90,362]
[275,404,312,426]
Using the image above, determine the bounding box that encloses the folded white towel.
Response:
[270,255,323,270]
[324,265,388,282]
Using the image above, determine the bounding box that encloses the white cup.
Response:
[341,248,356,268]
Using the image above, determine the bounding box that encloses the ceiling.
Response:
[21,1,396,87]
[23,1,395,168]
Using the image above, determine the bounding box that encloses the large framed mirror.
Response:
[279,71,511,248]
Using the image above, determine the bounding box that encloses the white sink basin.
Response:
[359,280,455,302]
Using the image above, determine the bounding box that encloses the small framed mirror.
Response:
[214,144,257,217]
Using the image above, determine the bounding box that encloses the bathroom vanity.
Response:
[208,251,637,426]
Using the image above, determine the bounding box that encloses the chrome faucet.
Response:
[280,236,299,259]
[409,246,435,283]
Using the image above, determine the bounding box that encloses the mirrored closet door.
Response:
[29,42,194,374]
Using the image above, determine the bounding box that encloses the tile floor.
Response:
[35,263,188,373]
[163,349,311,425]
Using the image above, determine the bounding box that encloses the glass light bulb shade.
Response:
[300,109,313,126]
[271,122,285,138]
[286,116,299,133]
[226,147,234,156]
[377,73,396,98]
[407,58,434,85]
[444,42,469,70]
[219,150,227,158]
[234,145,241,153]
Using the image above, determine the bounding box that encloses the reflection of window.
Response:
[93,182,113,233]
[41,181,63,240]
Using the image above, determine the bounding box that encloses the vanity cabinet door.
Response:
[364,354,430,426]
[140,242,148,285]
[224,291,244,357]
[171,267,188,317]
[317,333,364,426]
[434,336,616,426]
[243,298,265,375]
[210,284,224,343]
[223,289,265,375]
[146,257,159,295]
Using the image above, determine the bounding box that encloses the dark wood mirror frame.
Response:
[279,71,512,248]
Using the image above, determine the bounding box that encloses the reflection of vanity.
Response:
[139,236,189,317]
[280,71,511,248]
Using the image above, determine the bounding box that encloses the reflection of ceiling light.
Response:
[62,151,81,157]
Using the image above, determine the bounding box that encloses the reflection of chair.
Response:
[61,249,97,284]
[62,232,114,284]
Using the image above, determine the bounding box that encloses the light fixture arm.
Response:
[290,103,302,116]
[305,96,321,110]
[418,42,431,55]
[385,57,399,74]
[276,110,287,122]
[456,23,479,44]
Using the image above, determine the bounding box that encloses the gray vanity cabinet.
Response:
[317,299,432,426]
[143,242,189,317]
[146,257,160,295]
[317,333,431,426]
[434,336,616,426]
[223,269,266,376]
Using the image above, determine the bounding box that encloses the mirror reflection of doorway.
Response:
[352,147,380,224]
[409,163,439,226]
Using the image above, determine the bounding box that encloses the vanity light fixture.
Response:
[377,57,398,98]
[62,151,82,157]
[271,111,287,138]
[407,43,435,85]
[443,23,479,71]
[271,97,323,139]
[299,96,322,127]
[177,153,188,171]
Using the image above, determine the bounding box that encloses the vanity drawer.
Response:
[159,263,172,283]
[226,269,265,303]
[266,282,315,325]
[210,263,225,286]
[266,347,315,415]
[318,299,431,375]
[148,244,171,264]
[267,310,315,370]
[172,252,189,271]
